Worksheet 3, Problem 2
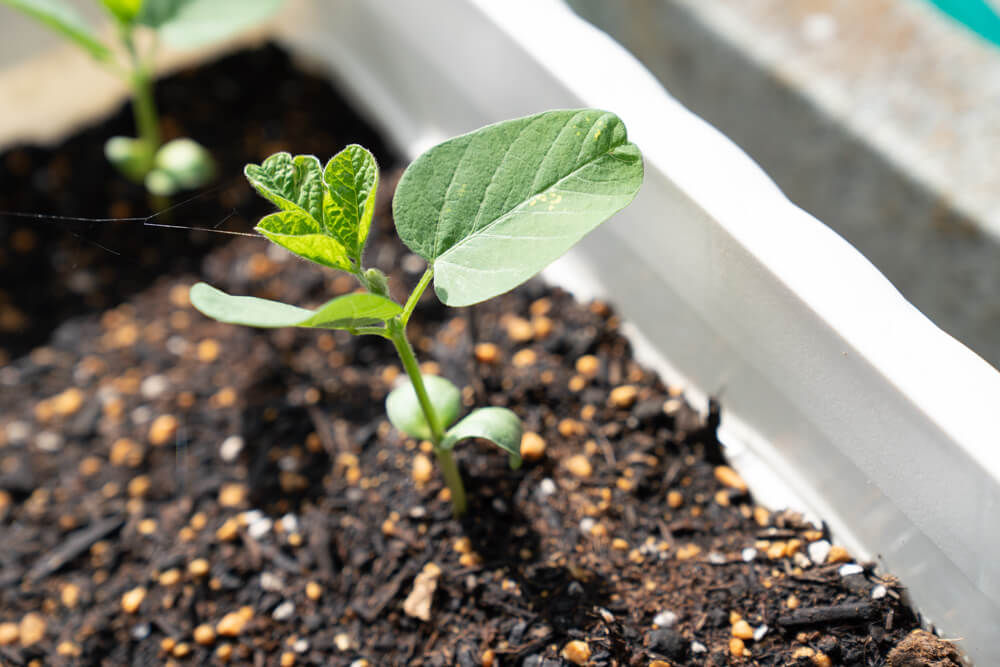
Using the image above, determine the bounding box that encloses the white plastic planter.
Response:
[2,0,997,662]
[270,0,1000,661]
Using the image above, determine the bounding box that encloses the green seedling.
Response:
[2,0,282,195]
[190,109,644,514]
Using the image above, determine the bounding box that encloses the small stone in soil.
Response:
[647,628,688,661]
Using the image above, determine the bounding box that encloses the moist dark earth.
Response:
[0,45,962,666]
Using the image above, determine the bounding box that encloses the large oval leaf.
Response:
[392,109,643,307]
[323,144,378,261]
[386,375,461,442]
[441,407,523,469]
[189,283,400,330]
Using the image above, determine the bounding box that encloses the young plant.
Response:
[1,0,282,196]
[189,109,644,515]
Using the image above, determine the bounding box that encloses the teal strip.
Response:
[923,0,1000,47]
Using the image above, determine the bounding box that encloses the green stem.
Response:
[400,267,433,327]
[387,317,467,514]
[130,65,161,176]
[120,26,160,177]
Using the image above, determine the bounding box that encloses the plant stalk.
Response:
[130,65,161,176]
[387,317,467,514]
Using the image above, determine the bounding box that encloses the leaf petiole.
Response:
[400,267,434,328]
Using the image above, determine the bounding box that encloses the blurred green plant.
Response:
[189,109,644,515]
[1,0,283,195]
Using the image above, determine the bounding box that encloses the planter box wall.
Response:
[2,0,998,661]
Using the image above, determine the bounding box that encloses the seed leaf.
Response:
[255,211,352,272]
[386,375,461,442]
[138,0,283,48]
[189,282,400,330]
[441,407,523,469]
[2,0,111,61]
[392,109,643,307]
[322,144,378,262]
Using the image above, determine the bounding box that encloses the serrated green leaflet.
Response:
[386,375,461,442]
[189,283,400,330]
[138,0,283,48]
[322,145,378,261]
[393,109,643,307]
[255,212,352,272]
[2,0,111,61]
[441,407,522,469]
[245,153,325,221]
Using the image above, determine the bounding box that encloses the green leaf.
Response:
[189,282,401,330]
[138,0,282,48]
[245,152,324,221]
[386,375,461,442]
[442,407,523,469]
[322,144,378,261]
[393,109,643,307]
[255,211,352,272]
[99,0,142,23]
[2,0,111,61]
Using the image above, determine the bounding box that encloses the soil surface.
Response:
[0,45,960,666]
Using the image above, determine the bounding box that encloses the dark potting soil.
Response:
[0,45,959,666]
[0,43,391,362]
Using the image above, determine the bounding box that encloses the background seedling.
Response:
[1,0,282,196]
[190,109,644,514]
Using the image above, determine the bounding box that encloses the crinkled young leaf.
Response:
[245,153,324,221]
[138,0,283,48]
[189,282,400,330]
[2,0,111,61]
[255,211,352,272]
[393,109,643,307]
[386,375,461,442]
[441,407,523,469]
[322,144,378,261]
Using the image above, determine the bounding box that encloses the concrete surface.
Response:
[570,0,1000,370]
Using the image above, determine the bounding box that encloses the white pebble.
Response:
[248,517,273,540]
[579,517,595,533]
[707,551,726,564]
[5,420,30,444]
[807,539,831,565]
[260,572,284,592]
[538,478,556,497]
[140,374,169,399]
[652,610,677,628]
[839,563,864,577]
[130,405,153,425]
[266,243,290,262]
[166,336,188,356]
[35,431,63,452]
[280,513,299,534]
[691,641,708,654]
[401,253,425,274]
[741,547,757,562]
[793,552,812,569]
[871,584,888,600]
[219,435,244,462]
[293,638,309,654]
[272,600,295,621]
[241,510,264,525]
[753,624,769,641]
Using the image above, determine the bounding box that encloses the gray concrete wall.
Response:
[570,0,1000,369]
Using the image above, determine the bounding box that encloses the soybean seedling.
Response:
[1,0,282,196]
[189,109,644,515]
